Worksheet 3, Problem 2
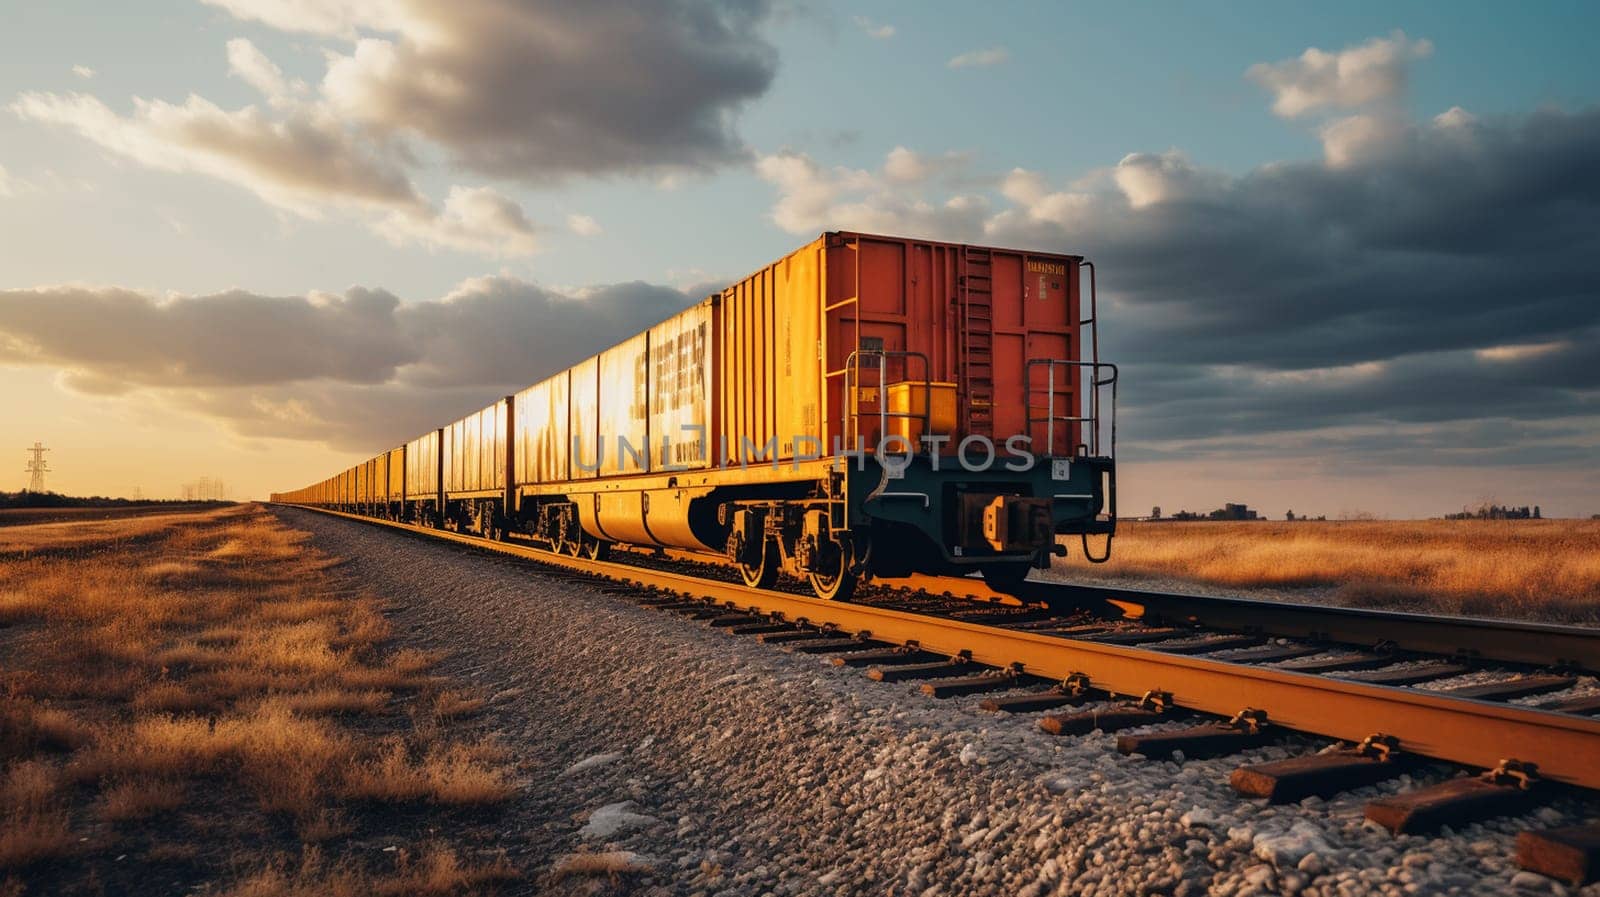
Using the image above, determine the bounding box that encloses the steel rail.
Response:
[274,504,1600,790]
[1021,581,1600,674]
[568,546,1600,673]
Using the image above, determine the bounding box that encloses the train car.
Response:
[442,398,513,536]
[383,446,405,519]
[277,231,1116,600]
[401,429,443,524]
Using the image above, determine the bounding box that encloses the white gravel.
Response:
[273,508,1600,897]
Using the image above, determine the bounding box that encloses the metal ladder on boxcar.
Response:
[956,246,996,439]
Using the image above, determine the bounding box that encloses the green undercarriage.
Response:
[847,453,1115,572]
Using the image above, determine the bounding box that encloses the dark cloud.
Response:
[0,277,699,449]
[1073,109,1600,373]
[0,285,413,388]
[312,0,779,179]
[760,106,1600,467]
[401,277,699,388]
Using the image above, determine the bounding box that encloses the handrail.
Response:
[844,348,933,454]
[1025,359,1118,458]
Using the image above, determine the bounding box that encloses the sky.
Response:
[1,0,1596,517]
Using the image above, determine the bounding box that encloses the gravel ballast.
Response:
[272,508,1600,897]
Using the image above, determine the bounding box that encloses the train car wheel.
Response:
[738,539,779,590]
[980,563,1031,594]
[582,538,610,561]
[558,529,580,556]
[808,551,857,602]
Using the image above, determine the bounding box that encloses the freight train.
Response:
[273,232,1117,600]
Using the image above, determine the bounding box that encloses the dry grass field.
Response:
[0,505,520,895]
[1058,519,1600,623]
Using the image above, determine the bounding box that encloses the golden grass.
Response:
[1060,519,1600,622]
[0,505,520,889]
[0,506,250,554]
[0,762,72,870]
[98,777,188,821]
[550,850,655,880]
[222,845,517,897]
[340,739,515,805]
[0,810,73,870]
[430,690,486,720]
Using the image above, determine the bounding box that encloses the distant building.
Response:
[1212,503,1259,521]
[1151,506,1161,520]
[1159,502,1262,522]
[1445,503,1542,520]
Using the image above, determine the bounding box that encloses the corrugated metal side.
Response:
[569,356,600,479]
[598,331,650,476]
[649,299,715,471]
[386,448,405,500]
[719,235,825,465]
[445,399,507,495]
[406,430,439,497]
[820,233,1082,453]
[513,373,570,486]
[1003,252,1080,453]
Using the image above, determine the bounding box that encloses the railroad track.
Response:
[277,504,1600,886]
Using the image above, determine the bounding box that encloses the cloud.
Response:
[11,90,542,256]
[376,186,541,257]
[852,16,894,39]
[1247,30,1433,118]
[15,2,781,255]
[882,146,971,184]
[198,0,397,38]
[11,90,419,215]
[1109,150,1228,208]
[0,285,413,389]
[947,47,1009,69]
[756,147,989,236]
[753,104,1600,466]
[226,38,306,108]
[0,277,698,450]
[567,213,602,236]
[0,163,11,197]
[71,65,95,80]
[233,0,780,180]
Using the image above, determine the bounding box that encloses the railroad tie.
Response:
[675,605,727,621]
[1434,675,1576,702]
[757,629,835,645]
[1364,761,1544,835]
[1279,652,1396,674]
[921,664,1032,699]
[981,677,1097,713]
[1151,634,1265,656]
[831,646,942,668]
[1117,709,1274,761]
[1081,627,1185,646]
[1340,662,1474,687]
[705,613,757,628]
[1537,694,1600,715]
[866,657,972,683]
[648,600,706,612]
[787,637,889,655]
[1517,822,1600,887]
[1230,736,1414,803]
[946,609,1052,626]
[726,622,796,636]
[1216,644,1324,664]
[1040,692,1174,736]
